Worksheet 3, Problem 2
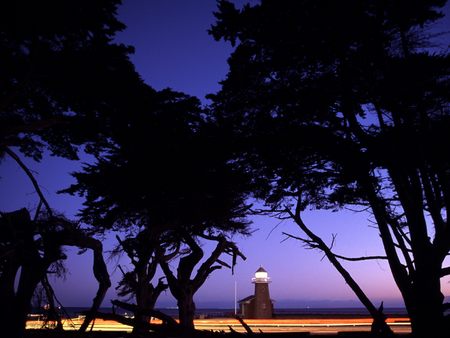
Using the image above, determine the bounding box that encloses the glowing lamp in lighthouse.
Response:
[252,266,271,283]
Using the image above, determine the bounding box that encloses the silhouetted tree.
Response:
[113,229,168,334]
[64,88,251,330]
[210,0,450,336]
[158,230,245,329]
[0,1,144,336]
[0,208,110,338]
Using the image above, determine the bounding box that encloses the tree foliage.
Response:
[210,0,450,336]
[0,0,142,160]
[65,87,250,233]
[64,86,251,329]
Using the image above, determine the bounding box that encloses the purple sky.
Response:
[1,0,449,309]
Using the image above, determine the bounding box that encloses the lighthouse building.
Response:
[238,266,274,318]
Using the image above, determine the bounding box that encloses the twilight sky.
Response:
[1,0,450,309]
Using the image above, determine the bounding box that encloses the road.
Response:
[27,316,411,334]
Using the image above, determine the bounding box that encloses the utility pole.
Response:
[234,280,237,315]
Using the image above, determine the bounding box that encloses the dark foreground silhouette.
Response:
[24,331,410,338]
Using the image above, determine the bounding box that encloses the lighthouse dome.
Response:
[253,266,270,283]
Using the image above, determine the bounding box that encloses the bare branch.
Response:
[388,218,415,276]
[33,201,43,221]
[344,205,372,213]
[111,299,177,326]
[283,195,392,333]
[224,241,247,261]
[396,222,413,247]
[216,258,232,269]
[282,232,387,261]
[193,236,228,290]
[333,253,388,262]
[440,266,450,277]
[235,316,254,334]
[156,248,178,288]
[162,243,181,262]
[116,235,138,266]
[329,233,337,251]
[178,232,203,280]
[5,147,53,216]
[93,311,170,332]
[249,207,288,217]
[197,232,226,241]
[420,168,446,236]
[266,219,286,240]
[393,242,413,252]
[282,232,316,247]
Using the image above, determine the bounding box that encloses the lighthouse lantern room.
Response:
[253,266,270,283]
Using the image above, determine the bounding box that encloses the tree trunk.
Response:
[359,175,447,336]
[12,263,46,338]
[0,281,25,338]
[41,276,64,330]
[407,264,445,337]
[0,263,20,334]
[77,238,111,332]
[177,290,196,330]
[132,280,153,334]
[9,306,25,338]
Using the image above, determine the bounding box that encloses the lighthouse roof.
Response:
[238,295,255,304]
[256,266,267,273]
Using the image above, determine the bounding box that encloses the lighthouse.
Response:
[238,266,274,318]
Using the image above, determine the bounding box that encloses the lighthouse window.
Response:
[255,271,268,279]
